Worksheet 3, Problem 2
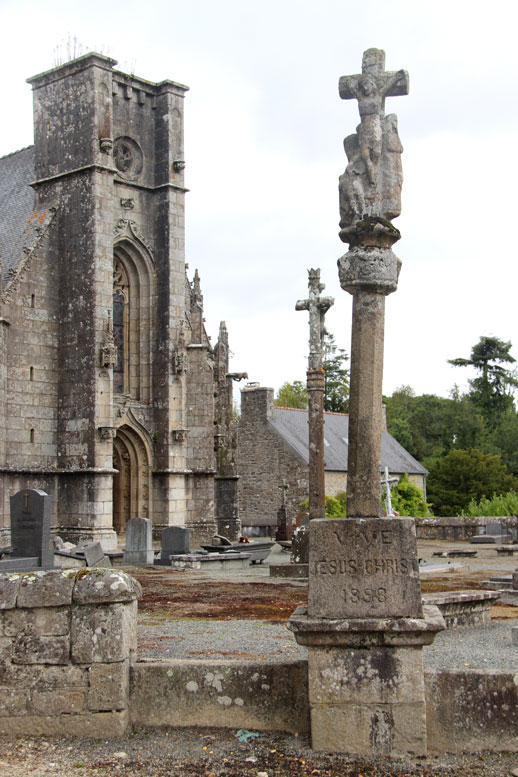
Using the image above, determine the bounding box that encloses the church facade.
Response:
[0,53,239,549]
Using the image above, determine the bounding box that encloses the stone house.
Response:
[238,385,428,536]
[0,53,239,550]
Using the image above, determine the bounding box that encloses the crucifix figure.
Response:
[296,269,334,523]
[339,48,408,186]
[338,48,408,233]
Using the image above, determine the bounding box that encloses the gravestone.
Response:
[2,489,53,571]
[156,526,190,565]
[83,541,105,567]
[124,517,155,565]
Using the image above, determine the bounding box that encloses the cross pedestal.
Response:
[288,518,445,756]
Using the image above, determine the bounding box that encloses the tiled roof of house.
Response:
[0,146,35,287]
[270,406,428,475]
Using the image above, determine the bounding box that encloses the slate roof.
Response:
[270,406,428,476]
[0,146,35,287]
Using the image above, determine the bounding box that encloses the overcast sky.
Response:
[1,0,517,402]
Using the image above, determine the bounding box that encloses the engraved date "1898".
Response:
[343,587,387,604]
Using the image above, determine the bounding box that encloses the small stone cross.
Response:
[381,466,398,517]
[296,269,334,371]
[339,48,409,114]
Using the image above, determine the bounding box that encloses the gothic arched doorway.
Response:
[112,425,151,534]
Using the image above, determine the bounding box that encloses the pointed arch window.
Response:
[113,239,153,402]
[113,258,129,394]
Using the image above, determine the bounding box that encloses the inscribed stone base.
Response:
[310,700,427,756]
[308,517,422,619]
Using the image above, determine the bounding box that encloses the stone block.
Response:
[0,574,21,609]
[72,570,141,605]
[308,645,424,705]
[70,603,133,663]
[7,663,86,691]
[310,700,427,756]
[308,518,423,619]
[129,659,309,734]
[0,709,129,737]
[17,570,75,608]
[11,634,69,665]
[88,660,129,711]
[4,606,69,636]
[29,689,85,715]
[0,687,29,716]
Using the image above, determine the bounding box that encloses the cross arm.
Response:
[338,74,360,101]
[383,69,409,97]
[318,296,334,314]
[295,299,310,311]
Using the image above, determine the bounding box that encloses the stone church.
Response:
[0,53,240,550]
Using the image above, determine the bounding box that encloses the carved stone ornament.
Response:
[100,316,118,368]
[120,198,134,210]
[338,49,408,238]
[99,138,113,154]
[113,136,143,181]
[214,434,225,450]
[98,426,116,440]
[172,352,188,375]
[338,244,401,296]
[171,429,188,443]
[113,218,154,261]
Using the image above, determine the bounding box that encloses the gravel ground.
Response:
[137,615,518,671]
[2,726,518,777]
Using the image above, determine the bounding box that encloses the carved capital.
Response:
[338,245,401,296]
[99,137,113,154]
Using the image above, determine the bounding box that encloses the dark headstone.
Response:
[8,489,53,569]
[124,517,154,565]
[156,526,190,565]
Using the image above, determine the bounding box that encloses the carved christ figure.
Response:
[339,49,408,186]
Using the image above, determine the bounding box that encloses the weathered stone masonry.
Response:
[0,568,140,737]
[0,53,238,549]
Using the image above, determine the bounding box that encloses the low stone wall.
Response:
[130,659,309,734]
[0,569,141,736]
[425,670,518,752]
[3,569,518,753]
[415,516,518,541]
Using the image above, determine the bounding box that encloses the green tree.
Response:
[448,336,518,427]
[274,380,308,409]
[462,490,518,518]
[426,448,518,517]
[387,474,432,517]
[323,334,349,413]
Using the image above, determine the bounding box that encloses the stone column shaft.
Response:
[307,369,326,521]
[347,292,385,518]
